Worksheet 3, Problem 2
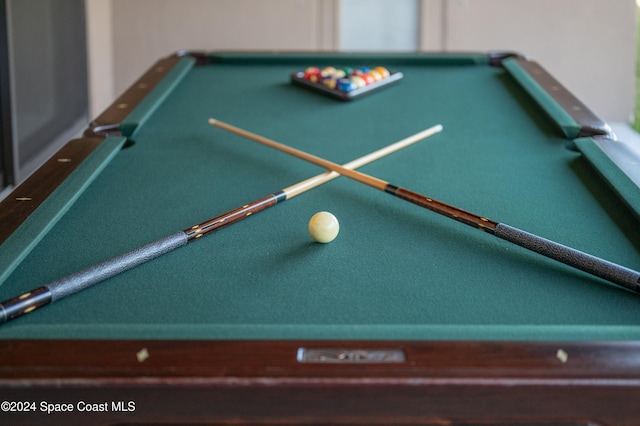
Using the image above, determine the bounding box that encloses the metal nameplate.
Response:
[297,347,406,364]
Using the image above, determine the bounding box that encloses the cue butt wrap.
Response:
[495,223,640,293]
[48,232,188,301]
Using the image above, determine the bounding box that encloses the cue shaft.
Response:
[210,118,640,294]
[209,119,390,192]
[0,125,442,324]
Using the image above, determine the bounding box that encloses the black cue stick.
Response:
[0,125,443,324]
[209,118,640,294]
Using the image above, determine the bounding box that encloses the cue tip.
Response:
[428,123,444,134]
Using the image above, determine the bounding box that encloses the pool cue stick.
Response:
[209,118,640,294]
[0,125,443,325]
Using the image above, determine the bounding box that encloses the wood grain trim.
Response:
[0,138,103,245]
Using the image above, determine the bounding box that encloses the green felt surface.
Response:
[1,54,639,340]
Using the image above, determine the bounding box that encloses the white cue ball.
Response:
[308,211,340,243]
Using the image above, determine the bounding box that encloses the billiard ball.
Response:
[360,73,375,85]
[368,69,383,81]
[308,211,340,243]
[373,66,390,79]
[323,76,338,89]
[350,76,366,88]
[337,78,356,92]
[321,66,336,77]
[341,67,354,76]
[303,66,320,80]
[309,73,322,83]
[332,69,346,79]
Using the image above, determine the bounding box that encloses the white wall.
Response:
[86,0,638,123]
[85,0,339,116]
[420,0,637,123]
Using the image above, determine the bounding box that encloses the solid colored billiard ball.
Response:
[341,67,354,76]
[308,211,340,243]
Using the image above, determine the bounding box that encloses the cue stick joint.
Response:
[184,194,282,242]
[0,286,52,324]
[387,186,499,234]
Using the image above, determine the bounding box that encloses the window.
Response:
[0,0,88,197]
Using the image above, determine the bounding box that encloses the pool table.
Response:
[1,51,640,425]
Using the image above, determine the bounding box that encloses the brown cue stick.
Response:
[209,118,640,294]
[0,125,443,324]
